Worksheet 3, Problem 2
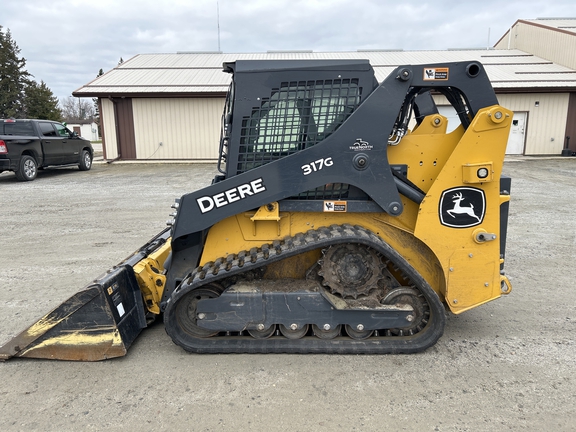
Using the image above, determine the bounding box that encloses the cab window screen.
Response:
[237,79,361,174]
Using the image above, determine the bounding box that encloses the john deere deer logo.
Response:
[446,192,481,222]
[439,187,485,228]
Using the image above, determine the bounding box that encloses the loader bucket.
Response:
[0,265,147,361]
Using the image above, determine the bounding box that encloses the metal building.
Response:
[73,20,576,160]
[495,18,576,69]
[495,18,576,154]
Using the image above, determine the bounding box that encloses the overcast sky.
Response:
[2,0,575,101]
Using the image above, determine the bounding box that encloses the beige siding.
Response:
[101,98,118,159]
[433,93,569,155]
[132,98,224,159]
[497,23,576,70]
[497,93,569,155]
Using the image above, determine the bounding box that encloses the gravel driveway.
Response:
[0,158,574,431]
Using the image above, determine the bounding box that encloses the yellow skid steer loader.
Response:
[0,60,512,360]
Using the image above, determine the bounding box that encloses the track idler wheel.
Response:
[381,287,429,336]
[175,283,224,338]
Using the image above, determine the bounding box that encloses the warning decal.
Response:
[324,201,347,212]
[116,303,126,317]
[423,67,449,81]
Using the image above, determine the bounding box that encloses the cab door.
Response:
[53,123,80,164]
[37,122,63,165]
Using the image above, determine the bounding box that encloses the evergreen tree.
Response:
[0,26,32,118]
[24,80,63,121]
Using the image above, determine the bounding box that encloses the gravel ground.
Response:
[0,157,574,431]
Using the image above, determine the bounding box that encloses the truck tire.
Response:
[15,155,38,181]
[79,150,92,171]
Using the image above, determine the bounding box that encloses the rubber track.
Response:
[164,224,446,354]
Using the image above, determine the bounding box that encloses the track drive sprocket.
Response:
[318,243,382,298]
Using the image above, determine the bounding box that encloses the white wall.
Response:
[497,93,570,155]
[434,93,570,155]
[132,98,224,160]
[496,22,576,70]
[100,98,118,159]
[68,123,99,141]
[100,92,569,159]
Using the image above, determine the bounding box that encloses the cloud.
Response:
[1,0,575,100]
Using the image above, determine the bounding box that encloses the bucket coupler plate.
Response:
[0,265,147,361]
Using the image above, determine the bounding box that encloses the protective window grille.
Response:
[237,78,361,175]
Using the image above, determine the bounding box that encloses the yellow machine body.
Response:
[197,107,513,316]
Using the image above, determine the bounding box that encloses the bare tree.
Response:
[60,97,95,122]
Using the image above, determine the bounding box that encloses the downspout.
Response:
[107,96,122,164]
[98,98,107,160]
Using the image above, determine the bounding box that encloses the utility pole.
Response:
[217,1,221,52]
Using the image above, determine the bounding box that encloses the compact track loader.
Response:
[0,59,513,361]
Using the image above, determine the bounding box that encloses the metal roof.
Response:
[73,49,576,97]
[525,18,576,33]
